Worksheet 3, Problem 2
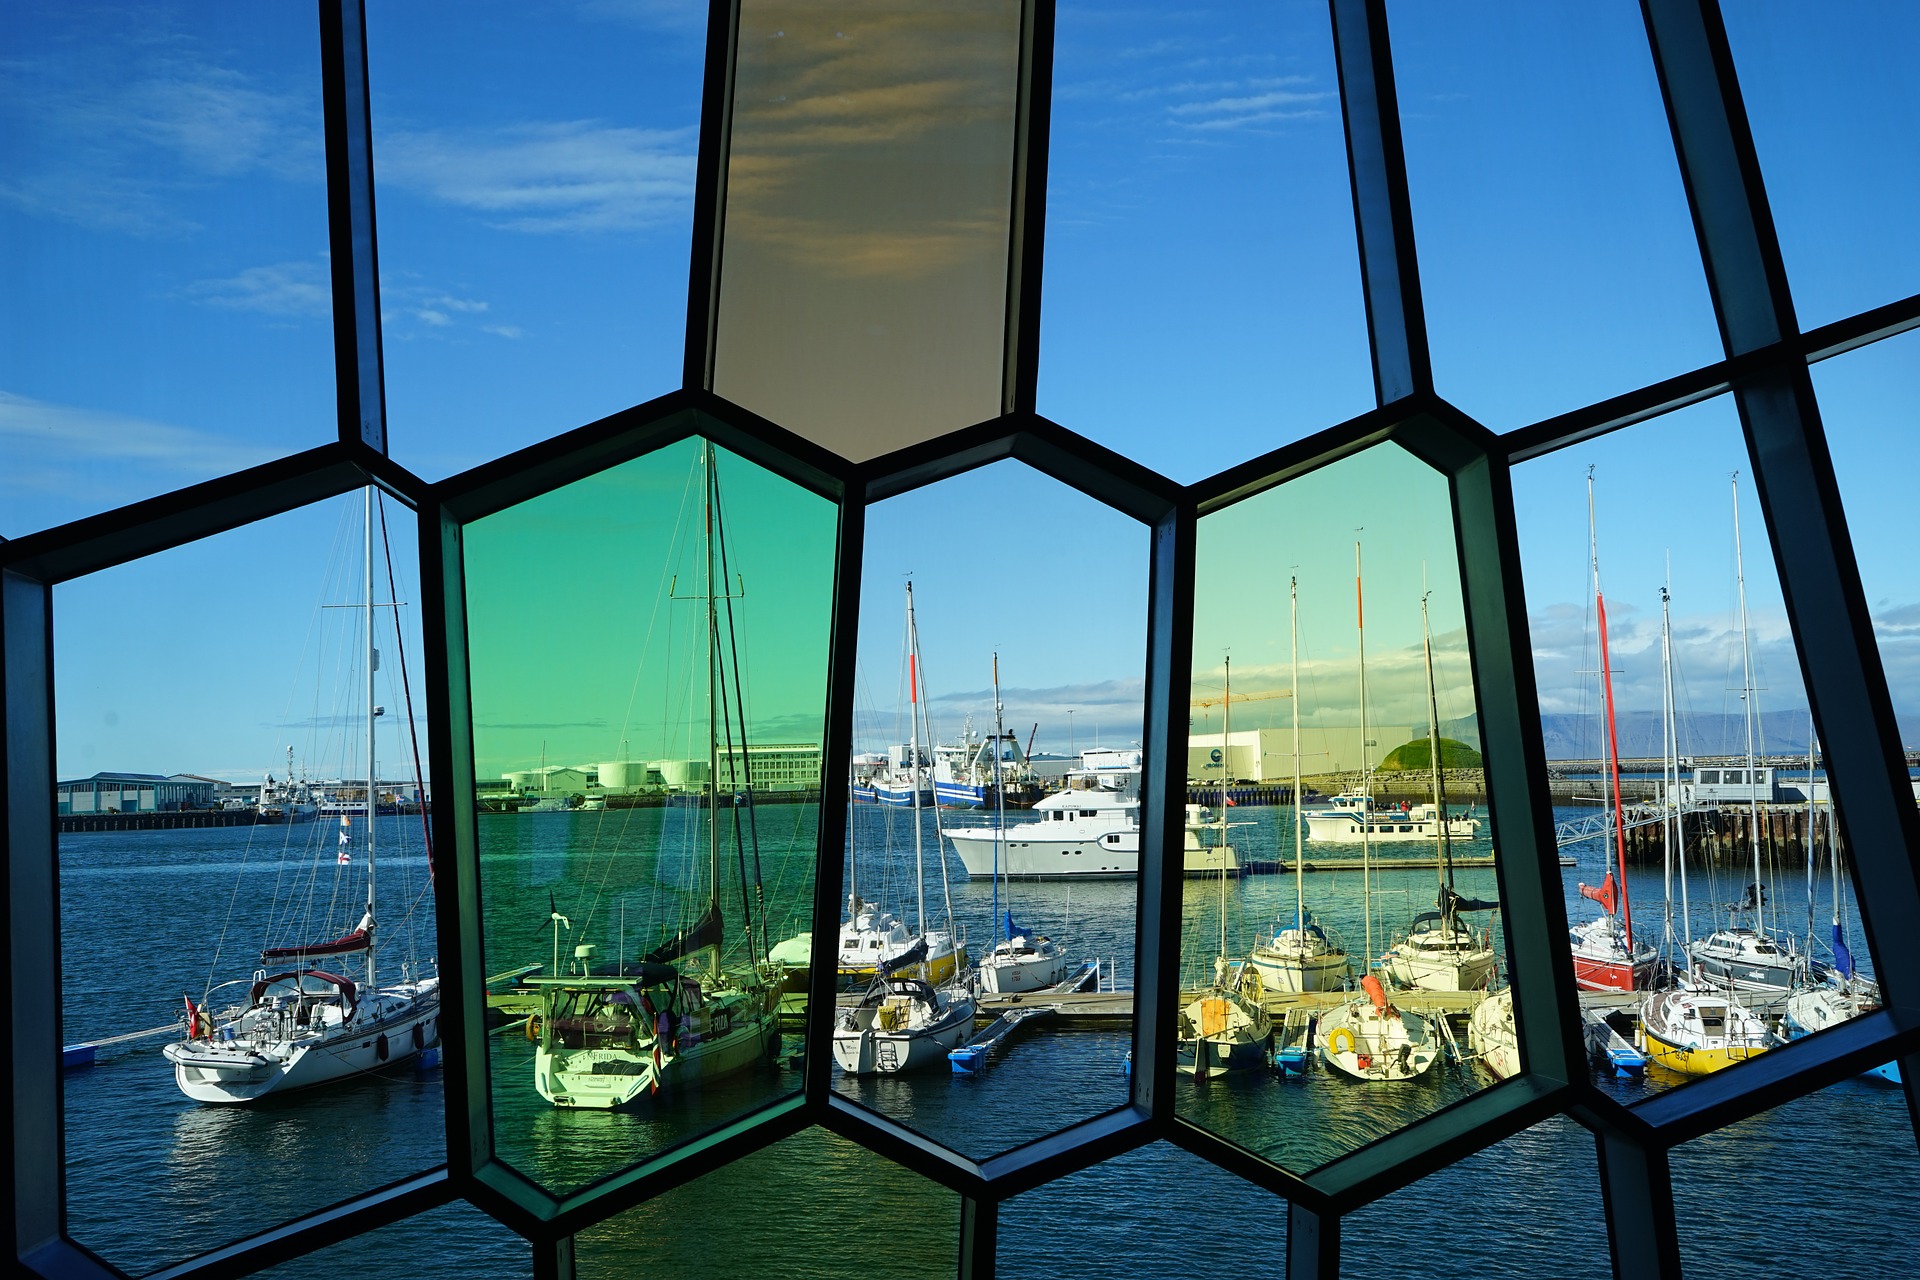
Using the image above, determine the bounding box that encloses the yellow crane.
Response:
[1190,688,1290,711]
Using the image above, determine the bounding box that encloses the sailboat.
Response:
[832,583,977,1073]
[1248,576,1349,993]
[1319,544,1440,1083]
[1784,735,1881,1042]
[1568,472,1659,992]
[976,654,1070,994]
[165,489,440,1104]
[524,442,777,1108]
[1382,590,1497,992]
[1686,475,1820,995]
[1176,654,1273,1078]
[1640,579,1775,1076]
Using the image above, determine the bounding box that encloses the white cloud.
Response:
[183,259,331,317]
[0,390,277,497]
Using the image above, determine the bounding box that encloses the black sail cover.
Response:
[878,939,928,978]
[1440,884,1499,914]
[641,899,724,966]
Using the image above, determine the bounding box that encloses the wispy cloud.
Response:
[0,390,277,498]
[183,259,330,318]
[376,120,697,234]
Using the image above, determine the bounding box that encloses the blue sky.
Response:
[6,1,1914,780]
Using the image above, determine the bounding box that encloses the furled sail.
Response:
[1440,884,1500,914]
[878,939,929,978]
[1578,872,1617,916]
[261,911,373,962]
[641,899,724,965]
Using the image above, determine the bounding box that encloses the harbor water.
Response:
[58,803,1913,1279]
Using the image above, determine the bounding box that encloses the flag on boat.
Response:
[337,814,351,864]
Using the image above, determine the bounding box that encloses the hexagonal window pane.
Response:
[1181,440,1509,1173]
[574,1126,958,1277]
[57,490,442,1275]
[832,460,1144,1158]
[1515,397,1882,1097]
[257,1202,531,1279]
[1344,1116,1605,1278]
[465,437,835,1194]
[711,0,1023,462]
[1,2,334,536]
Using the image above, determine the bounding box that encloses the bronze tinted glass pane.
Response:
[257,1203,530,1279]
[1344,1117,1606,1279]
[1038,2,1371,480]
[711,0,1020,461]
[1723,5,1920,329]
[1671,1082,1918,1276]
[1514,397,1879,1096]
[833,461,1144,1157]
[1000,1142,1278,1277]
[465,438,834,1195]
[1182,442,1508,1174]
[0,2,331,535]
[574,1127,958,1279]
[367,5,703,478]
[56,493,440,1275]
[1389,2,1721,428]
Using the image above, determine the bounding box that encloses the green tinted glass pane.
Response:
[258,1203,530,1279]
[1183,441,1507,1173]
[1000,1142,1278,1278]
[1514,397,1877,1097]
[466,437,835,1194]
[56,492,441,1275]
[574,1126,958,1279]
[0,1,332,536]
[1344,1117,1606,1279]
[368,3,702,478]
[833,461,1143,1157]
[712,0,1020,461]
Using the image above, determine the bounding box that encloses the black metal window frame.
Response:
[5,2,1919,1277]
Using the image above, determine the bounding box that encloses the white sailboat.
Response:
[1784,733,1881,1042]
[525,442,777,1108]
[976,654,1070,994]
[165,489,440,1104]
[1467,987,1519,1080]
[833,583,977,1073]
[1248,576,1349,993]
[1382,590,1497,993]
[1319,544,1439,1083]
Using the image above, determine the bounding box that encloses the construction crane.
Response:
[1190,688,1290,710]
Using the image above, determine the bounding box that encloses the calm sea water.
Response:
[58,802,1910,1278]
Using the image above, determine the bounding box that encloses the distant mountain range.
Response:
[1436,710,1916,761]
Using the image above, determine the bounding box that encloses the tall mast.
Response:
[1219,655,1231,959]
[1356,541,1373,967]
[706,441,721,913]
[1421,591,1452,898]
[992,652,1005,945]
[1733,473,1767,939]
[1291,577,1305,929]
[1663,582,1694,953]
[906,583,927,937]
[1590,470,1634,966]
[364,485,378,994]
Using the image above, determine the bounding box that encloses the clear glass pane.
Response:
[1514,396,1879,1097]
[1037,1,1371,480]
[1723,3,1920,330]
[1344,1117,1607,1280]
[465,437,834,1194]
[574,1127,958,1279]
[1182,440,1508,1173]
[1390,1,1722,428]
[56,492,440,1275]
[712,0,1021,461]
[832,460,1144,1157]
[367,4,703,477]
[1000,1141,1279,1277]
[0,2,332,535]
[258,1203,529,1280]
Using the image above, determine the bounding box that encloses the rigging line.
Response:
[375,494,432,871]
[711,459,770,962]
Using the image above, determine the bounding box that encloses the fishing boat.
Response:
[1318,544,1439,1083]
[974,654,1070,994]
[1467,987,1519,1080]
[932,718,1045,809]
[165,489,440,1104]
[832,583,977,1074]
[1569,472,1659,993]
[523,442,778,1108]
[1382,590,1497,992]
[1248,576,1349,993]
[255,748,319,823]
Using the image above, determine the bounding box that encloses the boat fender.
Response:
[413,1022,425,1051]
[1327,1026,1356,1056]
[376,1033,390,1062]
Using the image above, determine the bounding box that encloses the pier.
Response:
[59,809,260,833]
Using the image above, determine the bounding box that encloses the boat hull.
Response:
[1468,989,1519,1080]
[1247,940,1348,993]
[946,829,1236,880]
[537,1012,775,1109]
[832,998,975,1074]
[1317,998,1439,1081]
[977,947,1069,994]
[166,983,440,1104]
[1383,932,1496,993]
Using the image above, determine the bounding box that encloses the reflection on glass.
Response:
[1514,397,1883,1097]
[1183,442,1501,1173]
[258,1203,529,1280]
[712,0,1021,461]
[1389,1,1720,428]
[466,438,834,1193]
[366,3,704,477]
[832,461,1144,1157]
[0,2,332,534]
[575,1127,958,1279]
[56,493,440,1275]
